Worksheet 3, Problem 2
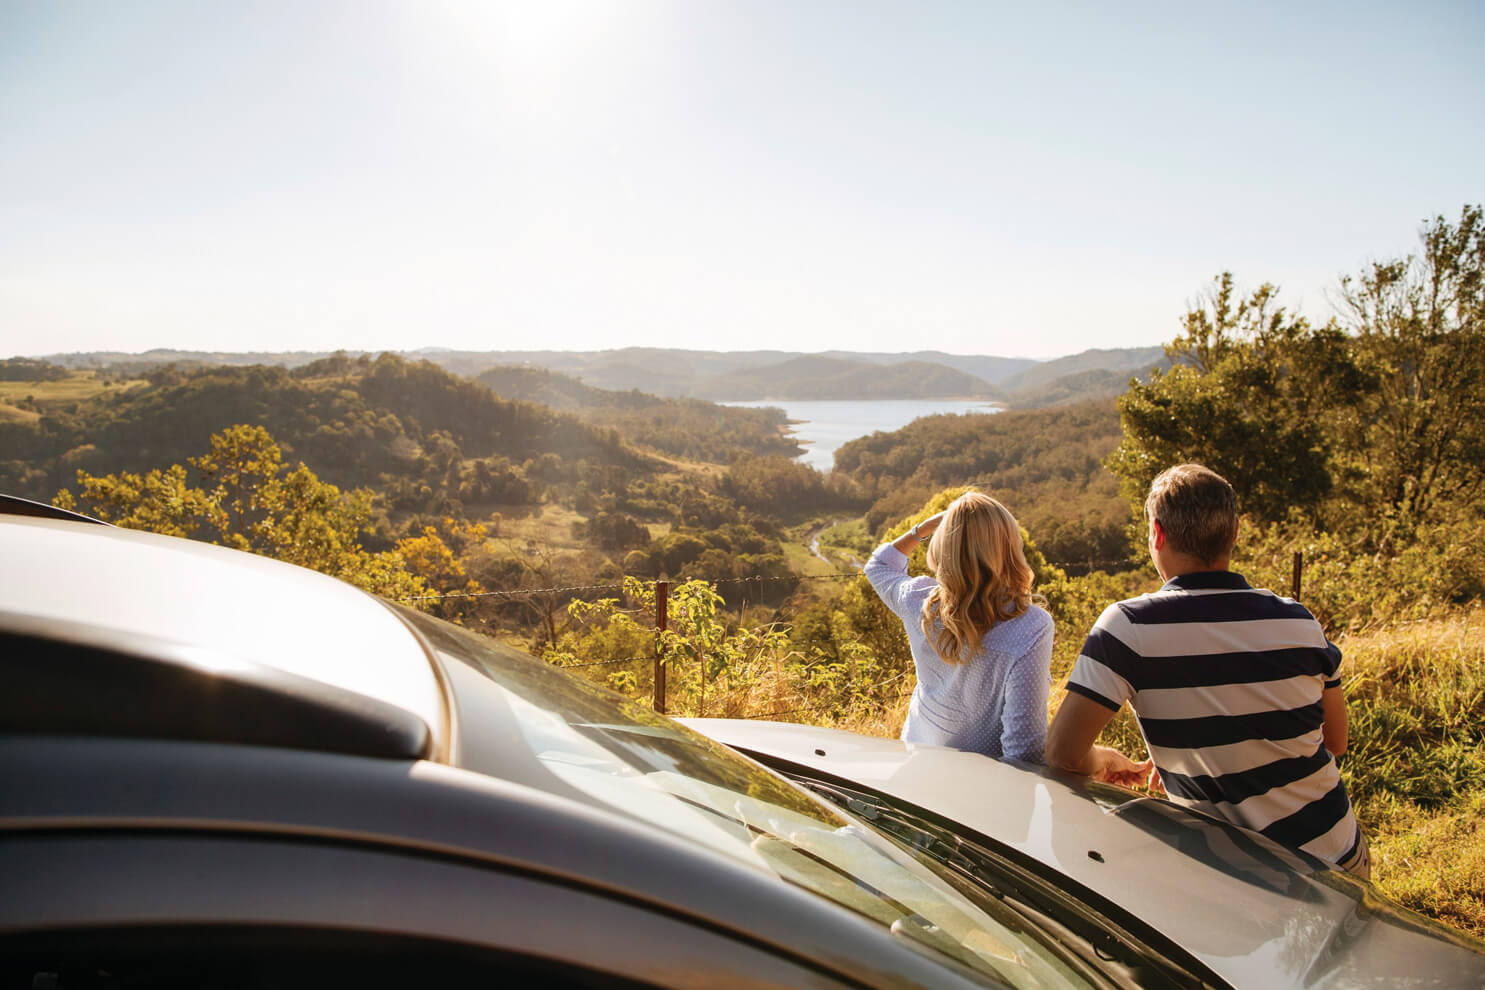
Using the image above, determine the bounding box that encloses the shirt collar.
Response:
[1161,570,1252,592]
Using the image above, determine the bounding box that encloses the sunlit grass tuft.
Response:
[1333,609,1485,937]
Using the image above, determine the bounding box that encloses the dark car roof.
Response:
[0,515,446,759]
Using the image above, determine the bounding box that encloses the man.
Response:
[1046,464,1369,879]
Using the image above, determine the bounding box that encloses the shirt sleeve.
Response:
[1321,639,1343,689]
[1065,602,1137,712]
[1000,614,1053,764]
[863,543,920,622]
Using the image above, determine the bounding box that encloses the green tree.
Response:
[55,425,426,601]
[1105,274,1344,524]
[1335,204,1485,531]
[1107,206,1483,542]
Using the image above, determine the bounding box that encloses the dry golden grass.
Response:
[0,402,41,425]
[1364,792,1485,937]
[482,501,590,551]
[1335,608,1485,937]
[0,372,147,407]
[828,692,912,737]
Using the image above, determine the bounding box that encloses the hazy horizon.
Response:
[4,1,1482,361]
[19,341,1130,362]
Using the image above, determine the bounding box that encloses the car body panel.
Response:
[0,736,997,990]
[0,516,445,748]
[683,717,1485,989]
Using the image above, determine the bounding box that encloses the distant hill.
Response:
[814,351,1036,386]
[449,348,1032,396]
[476,366,647,411]
[999,346,1168,395]
[36,349,335,371]
[696,355,1000,400]
[987,346,1168,408]
[25,345,1166,404]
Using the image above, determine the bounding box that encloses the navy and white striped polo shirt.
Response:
[1067,570,1361,865]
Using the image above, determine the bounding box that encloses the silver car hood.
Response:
[683,718,1485,989]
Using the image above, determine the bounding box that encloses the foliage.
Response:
[54,425,427,601]
[1235,514,1485,633]
[1104,275,1345,524]
[0,358,69,382]
[546,577,861,719]
[1333,204,1485,529]
[575,511,652,551]
[395,517,489,621]
[621,524,796,599]
[1108,206,1485,548]
[719,454,861,519]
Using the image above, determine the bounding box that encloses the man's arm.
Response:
[1321,684,1348,757]
[1047,693,1152,786]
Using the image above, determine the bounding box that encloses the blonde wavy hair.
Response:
[920,492,1036,664]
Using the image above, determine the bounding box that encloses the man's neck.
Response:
[1157,555,1231,581]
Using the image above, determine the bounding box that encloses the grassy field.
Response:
[1341,609,1485,936]
[782,519,850,577]
[0,402,41,425]
[0,372,147,409]
[478,501,590,551]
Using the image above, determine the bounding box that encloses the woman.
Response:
[864,491,1053,763]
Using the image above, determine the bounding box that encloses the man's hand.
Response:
[1089,746,1153,788]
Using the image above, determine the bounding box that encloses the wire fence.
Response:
[393,554,1142,605]
[411,566,927,720]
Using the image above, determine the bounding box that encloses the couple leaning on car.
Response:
[864,464,1371,881]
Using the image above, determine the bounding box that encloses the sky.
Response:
[2,1,1482,361]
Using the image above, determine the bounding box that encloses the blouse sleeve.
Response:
[1000,614,1053,764]
[863,543,919,622]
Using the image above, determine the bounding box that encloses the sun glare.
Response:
[445,0,620,77]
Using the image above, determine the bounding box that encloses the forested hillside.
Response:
[5,352,863,624]
[0,353,649,516]
[475,365,802,462]
[833,399,1129,570]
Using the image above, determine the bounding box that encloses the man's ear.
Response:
[1151,519,1166,551]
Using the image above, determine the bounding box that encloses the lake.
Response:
[721,399,1002,472]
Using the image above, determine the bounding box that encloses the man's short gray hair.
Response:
[1145,464,1239,565]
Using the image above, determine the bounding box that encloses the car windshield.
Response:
[402,609,1094,989]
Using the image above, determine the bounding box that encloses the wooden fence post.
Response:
[653,580,668,714]
[1291,550,1303,600]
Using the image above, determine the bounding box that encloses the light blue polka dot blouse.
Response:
[865,543,1053,763]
